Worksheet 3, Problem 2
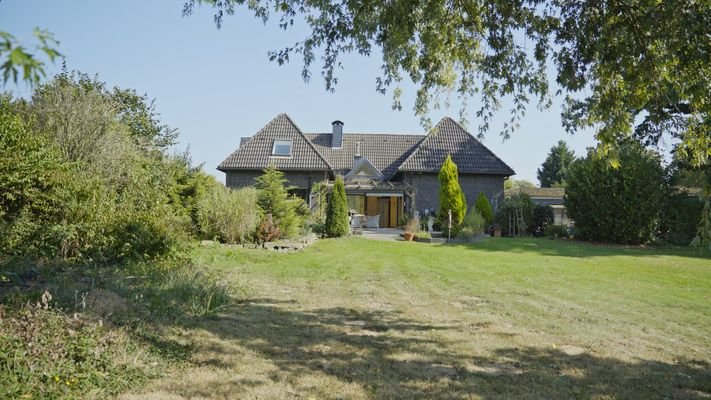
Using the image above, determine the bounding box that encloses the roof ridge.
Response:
[217,116,284,170]
[278,113,334,170]
[446,117,516,176]
[397,117,448,171]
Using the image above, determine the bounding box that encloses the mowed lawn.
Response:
[122,238,711,400]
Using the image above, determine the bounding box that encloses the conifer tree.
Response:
[474,192,494,225]
[325,176,349,237]
[537,140,576,188]
[255,165,299,238]
[437,155,467,227]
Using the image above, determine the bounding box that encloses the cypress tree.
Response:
[474,192,494,225]
[438,155,467,227]
[325,176,349,237]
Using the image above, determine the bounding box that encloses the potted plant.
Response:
[403,216,419,241]
[493,223,502,237]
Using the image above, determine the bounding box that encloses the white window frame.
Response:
[271,139,293,157]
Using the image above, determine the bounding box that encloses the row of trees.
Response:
[504,139,709,247]
[432,142,709,248]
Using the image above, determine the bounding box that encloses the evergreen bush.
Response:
[458,209,487,240]
[660,192,704,245]
[255,165,304,239]
[474,192,494,225]
[325,176,349,237]
[565,144,665,244]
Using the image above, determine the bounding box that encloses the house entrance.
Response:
[377,198,390,228]
[363,194,402,228]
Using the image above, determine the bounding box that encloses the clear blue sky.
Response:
[2,0,600,183]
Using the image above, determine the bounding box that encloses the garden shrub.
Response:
[530,205,554,236]
[690,189,711,251]
[565,144,665,244]
[324,176,349,237]
[660,192,704,245]
[0,74,205,262]
[255,165,304,239]
[474,192,494,225]
[544,224,569,238]
[196,185,261,244]
[414,231,431,239]
[458,209,486,240]
[438,155,467,234]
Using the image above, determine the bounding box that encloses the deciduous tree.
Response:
[0,28,60,86]
[185,0,711,166]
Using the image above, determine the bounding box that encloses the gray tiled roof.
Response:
[305,133,424,179]
[218,114,514,177]
[398,117,515,175]
[505,187,565,198]
[218,114,331,171]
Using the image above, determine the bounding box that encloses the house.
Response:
[505,187,571,225]
[218,113,515,228]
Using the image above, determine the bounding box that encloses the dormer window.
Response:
[271,140,292,156]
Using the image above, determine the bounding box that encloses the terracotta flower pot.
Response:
[403,232,415,241]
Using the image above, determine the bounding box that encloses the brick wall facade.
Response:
[225,170,329,190]
[402,172,506,214]
[224,169,505,215]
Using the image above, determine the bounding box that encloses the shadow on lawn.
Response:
[446,237,711,260]
[170,298,710,399]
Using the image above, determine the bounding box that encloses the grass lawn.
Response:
[121,238,711,400]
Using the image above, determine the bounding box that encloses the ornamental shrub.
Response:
[255,165,305,239]
[324,176,349,237]
[565,144,665,244]
[529,205,555,236]
[474,192,494,225]
[544,224,570,238]
[196,185,261,244]
[438,155,467,232]
[660,192,704,245]
[459,209,487,240]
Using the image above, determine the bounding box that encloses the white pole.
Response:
[448,209,452,241]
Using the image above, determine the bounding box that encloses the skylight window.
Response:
[272,140,292,156]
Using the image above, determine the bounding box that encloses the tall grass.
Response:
[0,296,161,399]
